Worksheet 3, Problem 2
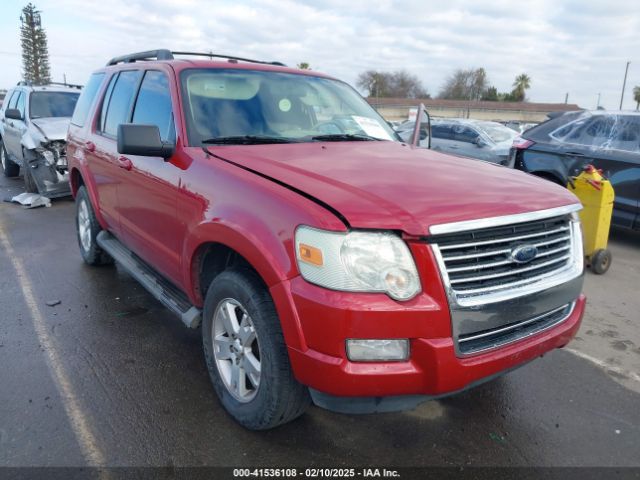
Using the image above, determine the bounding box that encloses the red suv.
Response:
[67,50,586,430]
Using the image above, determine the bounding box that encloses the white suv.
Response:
[0,82,81,196]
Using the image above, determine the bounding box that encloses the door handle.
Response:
[117,156,132,171]
[84,141,96,152]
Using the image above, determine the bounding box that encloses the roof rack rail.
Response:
[107,49,174,66]
[48,81,83,89]
[171,51,286,66]
[106,49,286,67]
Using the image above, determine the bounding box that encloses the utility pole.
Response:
[596,93,601,109]
[564,93,569,104]
[619,61,630,110]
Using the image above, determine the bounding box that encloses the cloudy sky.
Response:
[1,0,639,109]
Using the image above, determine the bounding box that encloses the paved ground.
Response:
[0,174,639,468]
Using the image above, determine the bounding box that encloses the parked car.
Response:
[504,121,538,134]
[0,82,81,196]
[68,49,585,430]
[398,118,518,164]
[510,110,640,230]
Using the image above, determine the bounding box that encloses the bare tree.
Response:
[438,68,488,101]
[356,70,429,99]
[20,3,51,85]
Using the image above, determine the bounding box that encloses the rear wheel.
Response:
[75,186,113,266]
[202,268,310,430]
[1,139,20,178]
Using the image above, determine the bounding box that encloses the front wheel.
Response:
[202,268,310,430]
[1,139,20,178]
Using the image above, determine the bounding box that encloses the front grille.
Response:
[432,215,574,298]
[458,303,574,354]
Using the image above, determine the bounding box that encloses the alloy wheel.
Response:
[212,298,261,402]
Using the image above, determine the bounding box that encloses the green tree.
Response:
[20,3,51,85]
[481,86,499,101]
[511,73,531,102]
[297,62,311,70]
[633,85,640,110]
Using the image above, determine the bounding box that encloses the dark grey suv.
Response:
[510,110,640,230]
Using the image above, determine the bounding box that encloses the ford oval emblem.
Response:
[510,244,538,264]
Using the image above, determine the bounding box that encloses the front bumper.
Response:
[271,266,585,411]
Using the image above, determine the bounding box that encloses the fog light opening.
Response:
[346,339,409,362]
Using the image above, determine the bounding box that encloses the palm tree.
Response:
[634,86,640,110]
[512,73,531,101]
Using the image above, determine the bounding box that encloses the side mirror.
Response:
[117,124,174,159]
[5,108,23,120]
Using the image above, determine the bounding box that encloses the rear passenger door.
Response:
[116,69,184,285]
[87,70,143,233]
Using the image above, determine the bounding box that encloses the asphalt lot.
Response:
[0,173,639,468]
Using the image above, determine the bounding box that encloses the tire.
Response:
[23,163,39,193]
[202,268,310,430]
[0,139,20,178]
[75,186,113,266]
[591,248,612,275]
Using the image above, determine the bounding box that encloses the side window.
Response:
[102,70,142,137]
[605,116,640,152]
[71,72,105,127]
[99,74,118,132]
[5,90,19,110]
[452,126,476,143]
[15,92,26,118]
[132,71,175,143]
[433,125,455,140]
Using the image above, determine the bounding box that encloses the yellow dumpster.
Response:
[568,165,615,274]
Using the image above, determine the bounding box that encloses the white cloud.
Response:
[0,0,639,110]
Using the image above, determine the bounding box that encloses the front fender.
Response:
[184,214,307,351]
[184,211,297,303]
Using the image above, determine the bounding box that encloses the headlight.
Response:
[295,226,421,301]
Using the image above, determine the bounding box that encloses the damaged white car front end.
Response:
[24,117,73,197]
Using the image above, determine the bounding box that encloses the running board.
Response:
[96,231,201,328]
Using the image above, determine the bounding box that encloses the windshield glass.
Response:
[476,122,517,143]
[180,69,397,145]
[29,91,80,119]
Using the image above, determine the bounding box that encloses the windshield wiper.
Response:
[310,133,381,142]
[202,135,296,145]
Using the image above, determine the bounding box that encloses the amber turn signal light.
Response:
[298,243,323,266]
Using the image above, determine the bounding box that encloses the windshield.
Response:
[29,91,80,119]
[476,122,517,143]
[180,69,397,145]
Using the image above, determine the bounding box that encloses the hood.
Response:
[206,141,580,235]
[30,117,71,142]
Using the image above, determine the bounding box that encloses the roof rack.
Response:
[106,49,286,67]
[48,81,83,90]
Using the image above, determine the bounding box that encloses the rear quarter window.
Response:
[71,72,105,127]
